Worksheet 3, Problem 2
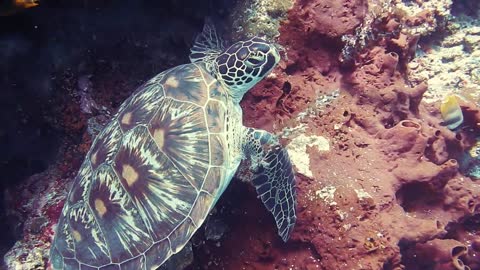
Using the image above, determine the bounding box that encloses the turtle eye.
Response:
[245,52,265,68]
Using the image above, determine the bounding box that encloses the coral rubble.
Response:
[408,14,480,104]
[229,0,293,39]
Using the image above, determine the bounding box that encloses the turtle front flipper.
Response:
[242,127,297,242]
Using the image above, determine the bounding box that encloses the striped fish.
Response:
[440,94,464,130]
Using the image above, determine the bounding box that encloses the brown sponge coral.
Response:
[377,119,426,161]
[404,239,471,270]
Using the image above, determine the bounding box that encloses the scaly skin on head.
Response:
[189,20,281,103]
[212,37,281,103]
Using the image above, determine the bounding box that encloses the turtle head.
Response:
[214,37,280,102]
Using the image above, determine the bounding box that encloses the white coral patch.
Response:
[354,188,372,200]
[285,134,330,178]
[315,185,337,206]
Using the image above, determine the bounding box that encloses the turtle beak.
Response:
[259,46,281,77]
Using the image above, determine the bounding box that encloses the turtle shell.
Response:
[50,63,235,269]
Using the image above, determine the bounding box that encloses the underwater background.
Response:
[0,0,479,269]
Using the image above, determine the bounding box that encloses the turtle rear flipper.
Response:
[243,128,297,242]
[189,18,225,66]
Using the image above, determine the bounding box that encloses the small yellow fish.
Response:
[0,0,39,16]
[440,94,464,130]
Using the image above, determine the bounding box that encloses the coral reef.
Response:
[2,0,480,270]
[393,0,452,36]
[235,0,480,269]
[340,0,454,65]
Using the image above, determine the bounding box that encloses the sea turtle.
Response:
[49,22,297,270]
